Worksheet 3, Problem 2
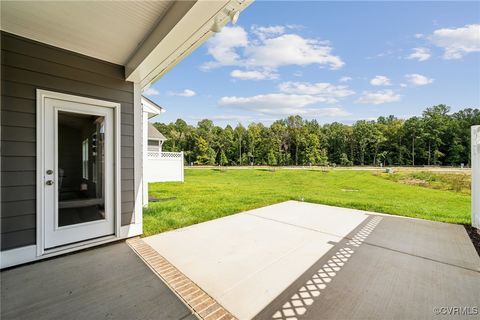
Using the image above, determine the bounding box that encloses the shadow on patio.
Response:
[257,215,383,320]
[253,212,480,320]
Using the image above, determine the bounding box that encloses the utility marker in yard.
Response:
[472,125,480,229]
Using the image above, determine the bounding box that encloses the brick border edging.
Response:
[127,237,236,320]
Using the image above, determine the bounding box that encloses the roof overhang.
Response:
[126,0,252,88]
[1,0,252,89]
[0,1,174,66]
[142,96,165,119]
[148,123,167,141]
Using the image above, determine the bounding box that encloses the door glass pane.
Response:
[57,111,105,227]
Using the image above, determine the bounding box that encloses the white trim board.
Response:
[141,96,164,118]
[133,83,144,228]
[1,225,141,269]
[142,110,149,207]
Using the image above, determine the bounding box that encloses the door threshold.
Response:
[42,234,117,256]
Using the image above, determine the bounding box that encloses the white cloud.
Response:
[211,115,252,121]
[143,87,159,96]
[414,33,424,39]
[356,90,400,105]
[201,26,248,70]
[406,47,431,61]
[278,81,355,103]
[245,34,344,70]
[220,93,323,111]
[339,76,352,82]
[202,25,345,73]
[373,50,394,59]
[251,25,286,39]
[370,75,391,86]
[190,115,252,122]
[230,69,278,80]
[219,93,349,117]
[405,74,434,86]
[170,89,196,97]
[430,24,480,59]
[302,107,351,118]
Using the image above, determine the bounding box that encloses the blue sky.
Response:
[146,1,480,126]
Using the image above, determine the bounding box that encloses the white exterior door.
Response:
[42,97,115,249]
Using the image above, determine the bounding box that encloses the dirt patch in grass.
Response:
[399,178,428,187]
[382,171,471,194]
[149,196,177,202]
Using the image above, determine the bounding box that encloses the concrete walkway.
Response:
[143,201,480,320]
[1,242,196,320]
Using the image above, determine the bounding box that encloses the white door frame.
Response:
[36,89,121,256]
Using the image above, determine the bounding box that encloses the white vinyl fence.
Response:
[146,151,184,182]
[472,125,480,228]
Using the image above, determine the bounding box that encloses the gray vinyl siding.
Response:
[1,32,136,251]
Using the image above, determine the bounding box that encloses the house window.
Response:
[148,139,160,152]
[82,138,89,179]
[148,140,159,146]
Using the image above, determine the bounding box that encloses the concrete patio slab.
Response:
[143,201,480,320]
[1,242,194,320]
[144,209,342,320]
[247,201,368,238]
[252,201,480,271]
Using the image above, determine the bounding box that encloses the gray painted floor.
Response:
[1,242,195,320]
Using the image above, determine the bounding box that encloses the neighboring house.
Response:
[148,123,167,153]
[0,1,251,268]
[141,97,184,194]
[141,95,166,154]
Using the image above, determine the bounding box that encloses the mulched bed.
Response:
[464,225,480,257]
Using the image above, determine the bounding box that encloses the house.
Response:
[1,0,252,268]
[141,95,167,154]
[148,123,168,153]
[142,97,184,188]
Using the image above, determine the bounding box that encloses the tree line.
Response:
[153,105,479,167]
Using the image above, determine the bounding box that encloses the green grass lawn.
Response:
[143,168,471,236]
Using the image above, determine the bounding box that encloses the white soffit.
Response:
[0,1,173,65]
[127,0,253,88]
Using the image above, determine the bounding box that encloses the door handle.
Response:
[46,180,54,186]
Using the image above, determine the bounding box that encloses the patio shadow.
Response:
[254,215,383,320]
[253,211,480,320]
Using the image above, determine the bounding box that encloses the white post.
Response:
[181,151,185,182]
[142,108,149,207]
[472,125,480,229]
[133,82,144,230]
